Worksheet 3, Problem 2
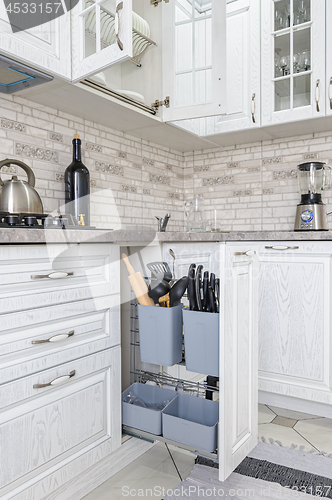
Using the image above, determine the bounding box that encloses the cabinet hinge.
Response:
[150,0,169,6]
[151,96,170,110]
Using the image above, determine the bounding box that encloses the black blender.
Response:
[294,162,331,231]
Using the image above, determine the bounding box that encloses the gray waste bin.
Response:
[183,309,219,376]
[162,393,219,453]
[122,382,177,435]
[138,304,183,367]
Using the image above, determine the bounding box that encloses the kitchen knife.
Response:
[210,273,217,311]
[215,278,220,313]
[195,265,203,312]
[208,286,216,313]
[202,271,209,312]
[187,263,198,310]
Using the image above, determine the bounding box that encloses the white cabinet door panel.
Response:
[0,4,71,79]
[162,0,226,121]
[71,0,133,82]
[219,244,258,481]
[0,347,121,498]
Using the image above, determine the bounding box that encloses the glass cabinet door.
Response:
[162,0,226,122]
[71,0,133,82]
[261,0,325,125]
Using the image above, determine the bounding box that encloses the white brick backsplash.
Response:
[3,94,332,231]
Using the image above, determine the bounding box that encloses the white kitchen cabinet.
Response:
[325,1,332,116]
[0,242,123,500]
[258,242,332,408]
[161,242,258,482]
[71,0,134,82]
[261,0,326,126]
[0,3,71,79]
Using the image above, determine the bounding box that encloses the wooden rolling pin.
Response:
[122,253,154,306]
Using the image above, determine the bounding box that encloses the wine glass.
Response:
[275,53,282,77]
[299,50,310,72]
[293,53,300,73]
[280,56,289,76]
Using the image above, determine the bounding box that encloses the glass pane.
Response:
[176,5,191,22]
[293,74,311,108]
[195,68,212,104]
[293,27,311,73]
[177,0,193,18]
[175,73,192,106]
[275,78,290,111]
[195,17,212,68]
[84,11,97,57]
[274,0,290,31]
[293,0,310,26]
[195,0,212,18]
[100,6,115,48]
[175,23,193,72]
[274,32,290,77]
[85,0,96,9]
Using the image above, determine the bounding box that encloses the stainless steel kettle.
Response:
[0,159,44,214]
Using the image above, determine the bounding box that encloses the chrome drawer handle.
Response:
[33,370,76,389]
[31,330,75,345]
[31,271,74,280]
[265,245,299,251]
[315,79,320,112]
[234,250,256,256]
[251,93,256,123]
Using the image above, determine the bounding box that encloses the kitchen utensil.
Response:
[215,278,220,313]
[0,159,43,214]
[195,265,203,311]
[155,214,171,232]
[210,273,217,312]
[202,271,209,311]
[187,263,198,311]
[147,262,172,282]
[169,248,176,277]
[122,253,154,306]
[159,276,189,307]
[294,162,331,231]
[184,195,207,232]
[148,279,171,304]
[208,286,216,313]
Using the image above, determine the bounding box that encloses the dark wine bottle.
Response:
[65,134,90,226]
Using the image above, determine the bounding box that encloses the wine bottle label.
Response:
[78,214,86,226]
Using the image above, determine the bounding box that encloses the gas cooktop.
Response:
[0,212,95,229]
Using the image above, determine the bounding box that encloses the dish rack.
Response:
[85,2,157,67]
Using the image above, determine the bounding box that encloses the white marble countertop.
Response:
[2,227,332,244]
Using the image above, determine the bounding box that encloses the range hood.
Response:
[0,54,53,94]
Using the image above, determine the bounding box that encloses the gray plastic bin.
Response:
[138,304,183,367]
[183,309,219,376]
[162,393,219,453]
[122,382,177,435]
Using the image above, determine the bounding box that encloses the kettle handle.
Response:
[0,159,36,187]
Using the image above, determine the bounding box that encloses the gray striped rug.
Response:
[164,443,332,499]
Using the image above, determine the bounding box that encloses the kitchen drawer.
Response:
[0,347,121,497]
[0,243,120,313]
[257,241,332,256]
[0,295,120,357]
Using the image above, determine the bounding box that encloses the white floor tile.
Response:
[294,418,332,454]
[267,405,320,421]
[258,404,276,424]
[258,422,317,451]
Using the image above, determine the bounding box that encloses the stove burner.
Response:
[24,216,38,227]
[5,215,19,226]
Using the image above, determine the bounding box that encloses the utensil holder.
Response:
[122,382,177,435]
[138,304,183,367]
[162,393,219,453]
[183,309,219,377]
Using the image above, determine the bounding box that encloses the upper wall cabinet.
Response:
[261,0,326,126]
[161,0,227,121]
[326,1,332,116]
[71,0,133,82]
[0,2,71,79]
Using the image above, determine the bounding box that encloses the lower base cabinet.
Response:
[0,347,121,500]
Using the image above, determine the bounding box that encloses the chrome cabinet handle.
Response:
[31,271,74,280]
[251,93,256,123]
[33,370,76,389]
[265,245,299,251]
[234,250,256,256]
[31,330,74,345]
[315,79,320,112]
[115,1,124,50]
[329,77,332,110]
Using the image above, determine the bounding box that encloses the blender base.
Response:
[294,203,328,231]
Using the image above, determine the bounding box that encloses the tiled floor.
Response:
[84,405,332,499]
